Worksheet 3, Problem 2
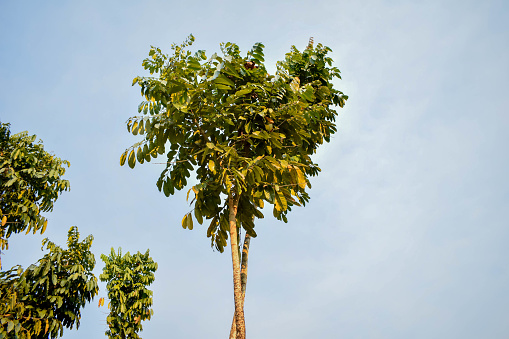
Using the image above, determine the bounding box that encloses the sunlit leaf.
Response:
[120,151,128,166]
[128,150,136,169]
[186,213,194,230]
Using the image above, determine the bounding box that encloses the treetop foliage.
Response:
[121,35,347,252]
[0,226,98,339]
[100,248,157,339]
[0,123,70,251]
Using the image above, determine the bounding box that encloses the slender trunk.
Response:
[228,192,246,339]
[240,233,251,297]
[229,233,251,339]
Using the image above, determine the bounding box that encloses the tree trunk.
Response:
[229,233,251,339]
[228,192,246,339]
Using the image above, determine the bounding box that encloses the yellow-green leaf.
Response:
[181,214,188,229]
[235,88,252,97]
[128,150,136,169]
[215,74,235,87]
[132,121,139,135]
[274,198,281,212]
[296,168,306,189]
[136,147,144,163]
[186,213,193,230]
[209,160,216,174]
[277,191,287,210]
[41,220,48,233]
[120,151,128,166]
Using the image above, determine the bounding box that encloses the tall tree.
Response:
[0,123,70,267]
[121,35,347,338]
[99,248,157,339]
[0,226,98,338]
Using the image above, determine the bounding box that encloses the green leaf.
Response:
[194,207,203,225]
[214,74,235,87]
[251,52,265,62]
[163,179,171,197]
[264,188,271,201]
[224,63,241,78]
[215,84,232,90]
[181,213,187,229]
[235,88,252,97]
[128,150,136,169]
[277,191,287,211]
[186,213,194,230]
[120,151,128,166]
[5,177,16,186]
[296,168,306,189]
[187,57,201,71]
[136,147,144,163]
[132,121,139,135]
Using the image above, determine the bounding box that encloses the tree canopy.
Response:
[0,226,98,339]
[100,248,157,339]
[121,35,347,251]
[0,123,70,253]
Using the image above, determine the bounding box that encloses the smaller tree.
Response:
[0,122,70,263]
[100,248,157,339]
[0,226,98,338]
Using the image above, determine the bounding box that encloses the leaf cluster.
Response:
[99,248,157,339]
[0,227,98,339]
[121,36,348,252]
[0,123,70,251]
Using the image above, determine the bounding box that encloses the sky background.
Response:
[1,0,508,338]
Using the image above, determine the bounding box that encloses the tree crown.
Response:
[121,35,347,251]
[0,123,70,250]
[100,248,157,339]
[0,226,98,338]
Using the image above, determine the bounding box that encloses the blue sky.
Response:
[1,0,508,338]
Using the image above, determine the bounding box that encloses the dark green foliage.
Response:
[0,227,98,338]
[0,123,70,251]
[100,248,157,339]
